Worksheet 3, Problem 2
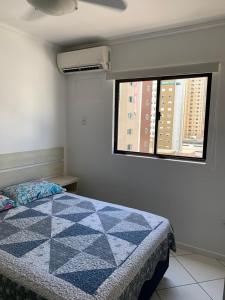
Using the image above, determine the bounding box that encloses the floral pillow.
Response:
[0,180,64,206]
[0,195,16,212]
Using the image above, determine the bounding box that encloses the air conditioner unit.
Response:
[57,46,111,74]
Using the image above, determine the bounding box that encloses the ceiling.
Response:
[0,0,225,46]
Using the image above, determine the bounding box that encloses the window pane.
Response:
[117,80,157,154]
[156,77,208,158]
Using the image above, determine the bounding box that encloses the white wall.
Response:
[0,24,66,155]
[67,25,225,257]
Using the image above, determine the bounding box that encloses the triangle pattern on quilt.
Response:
[0,210,10,221]
[56,268,116,295]
[98,206,122,212]
[28,216,52,238]
[57,212,94,223]
[84,235,116,266]
[32,201,53,215]
[98,209,131,220]
[55,234,102,251]
[51,216,74,238]
[0,222,20,241]
[78,213,104,233]
[23,239,51,272]
[3,206,28,220]
[108,220,150,233]
[125,213,151,228]
[92,201,113,212]
[109,230,151,245]
[106,234,137,266]
[76,200,96,211]
[55,205,93,216]
[55,252,115,275]
[52,202,70,215]
[25,199,50,209]
[49,239,79,273]
[53,223,102,239]
[5,216,48,230]
[0,239,48,257]
[97,213,121,232]
[54,195,79,201]
[0,229,48,245]
[5,209,49,220]
[55,199,81,207]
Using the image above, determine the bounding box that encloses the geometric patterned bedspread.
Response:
[0,193,175,300]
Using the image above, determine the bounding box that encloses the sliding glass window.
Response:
[114,74,212,161]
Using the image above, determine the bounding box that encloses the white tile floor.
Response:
[151,248,225,300]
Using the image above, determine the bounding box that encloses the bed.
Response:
[0,148,175,300]
[0,192,175,300]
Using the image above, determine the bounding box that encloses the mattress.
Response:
[0,192,175,300]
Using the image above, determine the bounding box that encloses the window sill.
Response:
[112,152,207,165]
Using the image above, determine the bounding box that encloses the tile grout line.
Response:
[173,255,214,300]
[157,253,199,293]
[197,283,214,300]
[158,273,225,290]
[198,277,225,300]
[157,252,224,299]
[157,282,214,300]
[157,281,205,291]
[157,253,200,297]
[172,255,198,283]
[198,277,225,284]
[157,276,225,291]
[174,254,225,283]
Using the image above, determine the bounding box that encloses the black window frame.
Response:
[114,73,212,162]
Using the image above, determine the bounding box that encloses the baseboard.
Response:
[176,241,225,261]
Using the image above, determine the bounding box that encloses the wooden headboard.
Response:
[0,148,64,188]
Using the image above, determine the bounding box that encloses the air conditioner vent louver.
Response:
[57,46,111,75]
[63,64,103,73]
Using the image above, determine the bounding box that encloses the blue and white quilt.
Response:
[0,193,175,300]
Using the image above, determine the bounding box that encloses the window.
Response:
[114,74,212,161]
[128,96,133,103]
[127,128,133,135]
[128,112,133,119]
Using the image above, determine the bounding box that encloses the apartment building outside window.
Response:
[114,74,212,161]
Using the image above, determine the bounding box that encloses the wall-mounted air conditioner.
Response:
[57,46,111,74]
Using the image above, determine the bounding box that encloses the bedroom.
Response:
[0,0,224,299]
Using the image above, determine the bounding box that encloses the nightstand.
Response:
[50,176,79,194]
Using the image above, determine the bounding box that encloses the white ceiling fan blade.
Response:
[79,0,127,11]
[23,7,46,21]
[27,0,77,16]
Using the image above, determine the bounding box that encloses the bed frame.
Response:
[0,148,169,300]
[139,251,169,299]
[0,147,64,188]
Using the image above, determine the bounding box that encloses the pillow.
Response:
[1,180,64,206]
[0,195,16,212]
